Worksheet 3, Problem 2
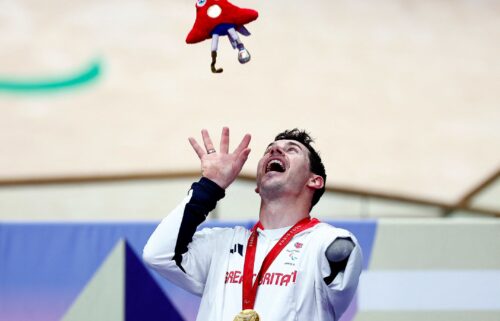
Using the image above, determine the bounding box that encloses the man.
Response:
[143,127,362,321]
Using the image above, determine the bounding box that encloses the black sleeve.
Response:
[173,177,225,272]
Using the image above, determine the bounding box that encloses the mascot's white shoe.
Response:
[238,48,251,64]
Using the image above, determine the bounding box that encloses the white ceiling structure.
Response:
[0,0,499,216]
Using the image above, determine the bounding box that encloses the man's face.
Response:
[256,139,313,196]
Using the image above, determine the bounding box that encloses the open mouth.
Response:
[265,159,286,173]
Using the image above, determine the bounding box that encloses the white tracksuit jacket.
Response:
[143,178,363,321]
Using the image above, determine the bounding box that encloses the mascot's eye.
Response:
[197,0,207,7]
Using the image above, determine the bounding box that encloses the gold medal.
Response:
[233,309,260,321]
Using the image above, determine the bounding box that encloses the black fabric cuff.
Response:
[190,177,225,210]
[173,178,225,271]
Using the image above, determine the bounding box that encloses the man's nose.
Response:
[269,145,284,155]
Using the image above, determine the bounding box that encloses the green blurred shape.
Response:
[0,59,101,93]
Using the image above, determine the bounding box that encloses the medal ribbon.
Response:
[242,217,319,310]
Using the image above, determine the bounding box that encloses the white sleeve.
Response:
[143,180,226,296]
[319,228,363,320]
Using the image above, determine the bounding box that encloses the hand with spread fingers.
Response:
[189,127,251,189]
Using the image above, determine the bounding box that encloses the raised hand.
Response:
[189,127,251,189]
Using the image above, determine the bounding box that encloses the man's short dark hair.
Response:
[274,129,326,209]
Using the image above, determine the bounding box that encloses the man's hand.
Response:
[189,127,251,189]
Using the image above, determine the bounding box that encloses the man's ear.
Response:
[307,175,324,190]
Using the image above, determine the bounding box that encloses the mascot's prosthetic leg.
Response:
[186,0,258,73]
[210,25,251,73]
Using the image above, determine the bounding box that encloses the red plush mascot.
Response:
[186,0,258,73]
